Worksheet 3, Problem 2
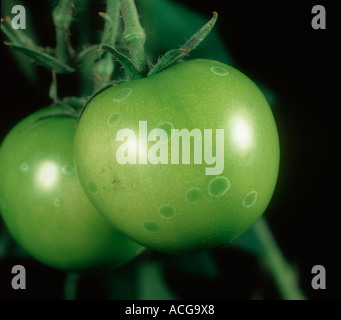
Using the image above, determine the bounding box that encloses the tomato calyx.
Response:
[101,12,218,80]
[1,1,218,113]
[76,10,218,122]
[147,12,218,77]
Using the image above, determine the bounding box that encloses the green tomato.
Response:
[74,59,280,254]
[0,105,144,272]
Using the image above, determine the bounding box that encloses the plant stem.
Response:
[64,272,80,300]
[119,0,146,73]
[102,0,121,46]
[254,218,307,300]
[52,0,75,64]
[93,0,121,90]
[49,71,58,102]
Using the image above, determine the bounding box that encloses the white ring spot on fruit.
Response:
[243,191,258,208]
[107,112,121,127]
[155,121,175,142]
[54,198,62,208]
[61,165,74,176]
[88,181,98,195]
[208,176,231,197]
[143,221,159,232]
[113,88,132,102]
[210,66,229,76]
[158,204,176,219]
[20,162,29,172]
[185,187,203,203]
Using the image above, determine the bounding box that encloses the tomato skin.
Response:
[0,105,144,272]
[74,59,280,254]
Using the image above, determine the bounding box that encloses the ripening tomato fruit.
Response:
[74,59,280,253]
[0,105,144,271]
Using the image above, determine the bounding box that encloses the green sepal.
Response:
[147,49,188,77]
[148,11,218,77]
[101,44,143,79]
[4,42,75,74]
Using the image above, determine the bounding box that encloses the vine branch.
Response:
[52,0,75,64]
[119,0,146,73]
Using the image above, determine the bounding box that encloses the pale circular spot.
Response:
[61,165,74,176]
[107,112,121,127]
[53,198,62,208]
[158,204,176,219]
[185,187,203,203]
[210,66,229,76]
[155,122,175,141]
[208,176,231,197]
[143,221,159,232]
[88,181,98,195]
[243,191,258,208]
[20,162,29,172]
[113,88,132,101]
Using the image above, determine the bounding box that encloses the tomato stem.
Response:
[119,0,146,74]
[52,0,75,65]
[93,0,121,90]
[49,71,58,102]
[101,0,121,47]
[64,272,80,300]
[254,218,307,300]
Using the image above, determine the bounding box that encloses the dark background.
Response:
[0,0,340,300]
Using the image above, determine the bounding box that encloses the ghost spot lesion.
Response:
[208,176,231,197]
[113,88,132,101]
[154,121,175,143]
[61,165,74,176]
[20,162,29,172]
[143,220,159,232]
[107,113,121,127]
[88,181,98,195]
[210,66,229,76]
[158,204,176,218]
[242,191,257,208]
[53,198,62,208]
[185,187,203,203]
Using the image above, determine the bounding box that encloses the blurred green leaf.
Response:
[1,0,40,84]
[5,42,75,73]
[228,218,307,300]
[167,251,218,279]
[228,220,265,258]
[136,260,177,300]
